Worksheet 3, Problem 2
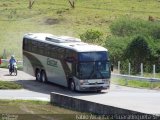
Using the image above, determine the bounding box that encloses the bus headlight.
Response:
[80,80,88,85]
[102,79,107,83]
[102,79,110,84]
[80,80,84,85]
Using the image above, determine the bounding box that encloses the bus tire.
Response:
[69,80,75,91]
[41,70,47,83]
[36,69,41,82]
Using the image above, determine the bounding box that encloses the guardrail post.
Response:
[125,79,128,86]
[153,64,155,78]
[150,80,153,89]
[118,61,120,74]
[128,62,131,75]
[141,63,143,77]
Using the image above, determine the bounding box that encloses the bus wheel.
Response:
[70,80,75,91]
[36,69,41,81]
[41,71,47,83]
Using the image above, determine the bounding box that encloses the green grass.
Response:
[111,78,160,89]
[0,100,82,120]
[0,80,22,89]
[0,0,160,59]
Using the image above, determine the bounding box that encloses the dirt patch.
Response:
[44,18,60,25]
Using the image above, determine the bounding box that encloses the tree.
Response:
[124,35,151,74]
[68,0,75,8]
[28,0,35,9]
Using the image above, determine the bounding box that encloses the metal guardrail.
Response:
[112,73,160,82]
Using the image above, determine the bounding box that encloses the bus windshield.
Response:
[78,61,110,79]
[77,52,110,79]
[78,51,107,62]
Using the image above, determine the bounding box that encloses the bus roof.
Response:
[23,33,108,52]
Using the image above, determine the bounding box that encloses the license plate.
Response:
[88,79,102,83]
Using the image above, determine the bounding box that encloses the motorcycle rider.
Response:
[9,55,16,72]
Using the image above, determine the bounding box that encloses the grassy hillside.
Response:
[0,0,160,59]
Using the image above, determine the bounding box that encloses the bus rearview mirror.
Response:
[111,64,113,72]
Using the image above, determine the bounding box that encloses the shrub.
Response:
[79,29,103,44]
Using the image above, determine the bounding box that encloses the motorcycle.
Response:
[8,62,18,76]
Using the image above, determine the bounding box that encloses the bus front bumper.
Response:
[77,84,110,91]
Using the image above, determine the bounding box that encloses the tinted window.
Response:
[65,49,77,62]
[28,40,32,52]
[78,61,110,79]
[58,47,65,58]
[38,42,45,55]
[79,51,107,61]
[31,40,38,53]
[51,45,59,58]
[44,43,50,56]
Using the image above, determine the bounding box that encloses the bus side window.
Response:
[44,43,49,57]
[58,47,65,59]
[32,40,38,53]
[65,50,69,59]
[65,50,71,61]
[38,42,44,55]
[23,38,29,51]
[51,45,57,58]
[28,39,32,52]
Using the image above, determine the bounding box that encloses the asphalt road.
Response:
[0,68,160,114]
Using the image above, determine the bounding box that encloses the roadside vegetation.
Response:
[112,78,160,89]
[105,18,160,74]
[0,80,22,89]
[0,100,82,120]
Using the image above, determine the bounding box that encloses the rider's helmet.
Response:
[11,55,15,59]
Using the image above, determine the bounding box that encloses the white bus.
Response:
[23,33,111,92]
